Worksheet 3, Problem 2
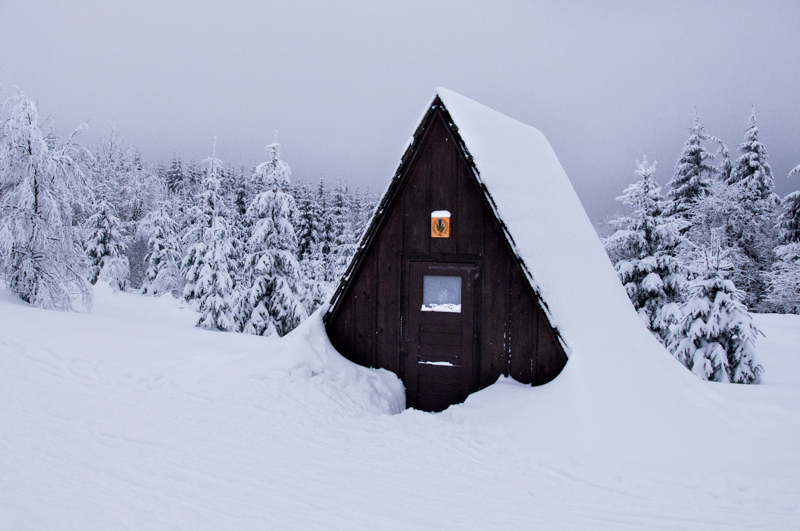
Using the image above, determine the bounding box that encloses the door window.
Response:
[421,275,461,313]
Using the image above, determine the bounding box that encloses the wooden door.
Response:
[405,262,477,411]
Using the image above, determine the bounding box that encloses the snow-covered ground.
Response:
[1,285,798,530]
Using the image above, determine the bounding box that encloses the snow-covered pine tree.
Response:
[356,186,378,241]
[236,142,306,336]
[176,177,202,248]
[603,156,686,343]
[83,127,132,290]
[668,231,763,383]
[329,180,357,281]
[232,164,250,219]
[122,149,161,226]
[184,159,202,198]
[219,163,236,203]
[779,165,800,244]
[726,110,777,202]
[293,180,317,262]
[767,243,800,314]
[141,199,183,296]
[298,265,332,316]
[85,200,129,290]
[181,141,235,330]
[314,179,336,281]
[766,165,800,313]
[0,90,92,310]
[226,164,250,291]
[89,126,163,290]
[154,161,167,192]
[166,152,184,195]
[350,188,363,242]
[666,111,717,221]
[93,128,160,227]
[721,109,780,309]
[291,179,331,315]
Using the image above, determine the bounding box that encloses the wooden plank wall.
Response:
[326,108,567,399]
[480,204,510,388]
[375,208,403,375]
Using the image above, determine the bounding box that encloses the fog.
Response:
[2,0,799,221]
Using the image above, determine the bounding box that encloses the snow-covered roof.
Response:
[437,87,603,354]
[431,88,697,378]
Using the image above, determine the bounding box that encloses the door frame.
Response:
[401,254,482,409]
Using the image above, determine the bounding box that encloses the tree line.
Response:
[601,110,800,384]
[0,90,376,336]
[2,89,799,383]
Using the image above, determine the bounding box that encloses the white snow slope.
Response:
[1,283,799,530]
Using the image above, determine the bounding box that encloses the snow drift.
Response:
[1,282,799,529]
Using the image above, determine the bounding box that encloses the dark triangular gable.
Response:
[324,96,567,398]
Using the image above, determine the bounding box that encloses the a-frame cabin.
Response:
[324,89,568,412]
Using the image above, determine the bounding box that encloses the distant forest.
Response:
[0,90,376,337]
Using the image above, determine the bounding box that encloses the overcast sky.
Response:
[2,0,799,221]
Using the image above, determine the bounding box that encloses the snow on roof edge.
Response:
[433,88,690,379]
[433,88,567,352]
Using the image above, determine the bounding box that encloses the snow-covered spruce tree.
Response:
[666,111,718,221]
[299,263,332,315]
[721,110,780,309]
[236,142,306,336]
[181,142,235,330]
[231,164,250,220]
[298,240,333,318]
[603,156,686,344]
[293,180,317,262]
[165,153,184,195]
[91,125,129,214]
[141,199,183,296]
[350,188,363,242]
[183,159,202,198]
[92,127,161,227]
[291,179,331,315]
[356,187,378,240]
[85,200,129,290]
[307,179,336,282]
[668,231,763,383]
[225,164,250,290]
[90,126,162,289]
[176,177,202,250]
[766,165,800,313]
[726,110,776,202]
[779,165,800,244]
[0,91,92,310]
[218,163,236,202]
[329,180,357,281]
[767,243,800,314]
[120,150,161,226]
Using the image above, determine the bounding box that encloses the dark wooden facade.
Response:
[324,97,567,412]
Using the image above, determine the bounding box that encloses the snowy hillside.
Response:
[1,285,799,530]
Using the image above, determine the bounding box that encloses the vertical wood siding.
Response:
[325,108,567,407]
